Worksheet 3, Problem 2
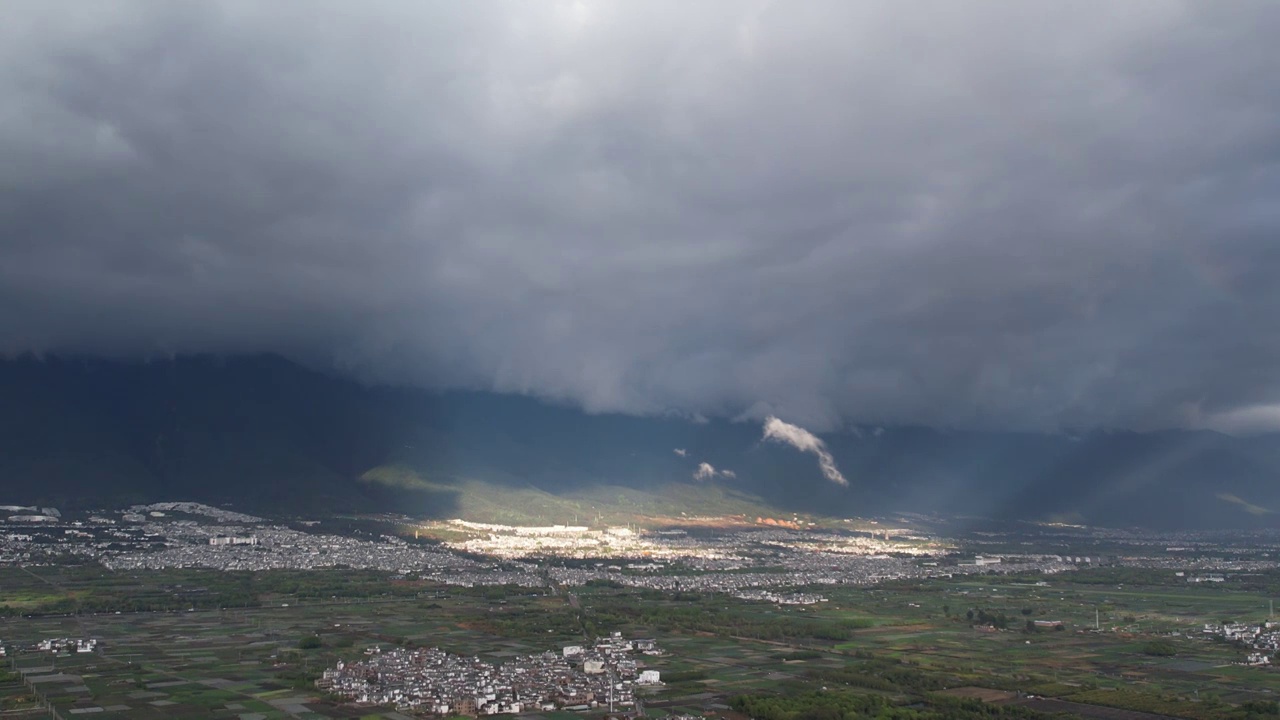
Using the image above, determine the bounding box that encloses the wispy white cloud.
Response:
[762,416,848,485]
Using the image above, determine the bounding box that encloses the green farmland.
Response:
[2,566,1279,719]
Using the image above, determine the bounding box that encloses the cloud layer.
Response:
[3,1,1280,432]
[762,417,848,486]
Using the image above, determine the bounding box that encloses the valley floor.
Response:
[1,565,1279,719]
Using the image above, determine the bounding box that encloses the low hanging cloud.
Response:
[762,416,848,486]
[693,462,718,481]
[692,462,735,481]
[673,448,688,457]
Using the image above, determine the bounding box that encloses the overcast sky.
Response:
[3,1,1280,433]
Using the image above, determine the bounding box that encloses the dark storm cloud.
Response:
[4,1,1280,432]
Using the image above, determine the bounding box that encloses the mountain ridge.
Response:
[0,353,1276,530]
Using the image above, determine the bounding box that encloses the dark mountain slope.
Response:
[0,354,1276,529]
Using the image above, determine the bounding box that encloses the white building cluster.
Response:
[31,637,97,654]
[208,535,259,546]
[1203,621,1280,664]
[733,590,827,605]
[320,633,662,715]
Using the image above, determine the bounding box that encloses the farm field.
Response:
[1,567,1278,718]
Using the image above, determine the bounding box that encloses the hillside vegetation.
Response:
[359,466,777,525]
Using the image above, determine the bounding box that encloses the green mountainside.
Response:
[359,465,778,525]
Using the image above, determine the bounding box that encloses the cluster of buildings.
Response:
[443,522,734,561]
[733,590,827,605]
[29,637,97,654]
[1203,621,1280,664]
[434,567,547,588]
[3,502,1280,611]
[566,631,663,679]
[1118,557,1280,573]
[319,633,662,715]
[208,535,260,546]
[546,551,1080,596]
[440,522,943,562]
[0,506,1085,596]
[99,523,483,575]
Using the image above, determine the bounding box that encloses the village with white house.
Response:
[1202,621,1280,666]
[319,632,664,715]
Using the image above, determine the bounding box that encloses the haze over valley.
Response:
[3,354,1279,530]
[4,2,1280,719]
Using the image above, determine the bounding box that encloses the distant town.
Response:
[3,501,1279,600]
[3,500,1280,719]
